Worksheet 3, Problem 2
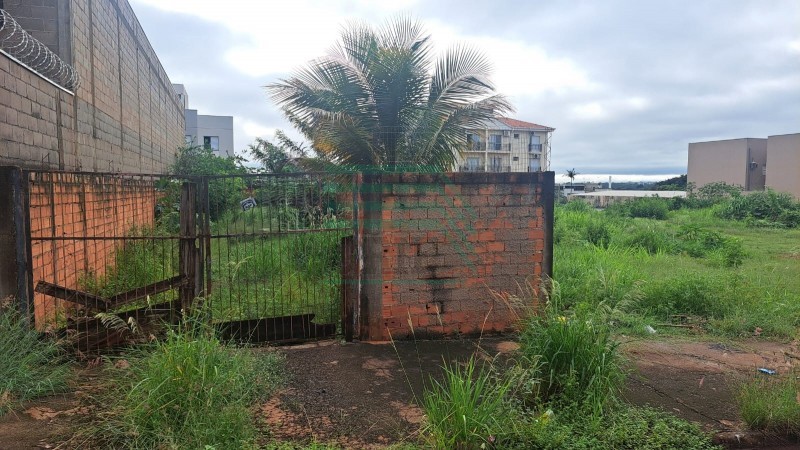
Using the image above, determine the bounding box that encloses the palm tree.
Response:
[267,17,512,172]
[565,168,579,187]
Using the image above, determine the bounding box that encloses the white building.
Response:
[173,84,235,157]
[454,117,554,173]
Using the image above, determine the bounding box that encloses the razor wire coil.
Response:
[0,9,80,91]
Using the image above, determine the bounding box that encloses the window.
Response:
[529,133,542,151]
[489,156,503,171]
[529,158,541,172]
[466,133,482,150]
[488,134,502,151]
[514,133,519,139]
[203,136,220,151]
[184,135,193,145]
[466,157,480,172]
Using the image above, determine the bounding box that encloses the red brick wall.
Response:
[27,172,158,327]
[360,172,554,340]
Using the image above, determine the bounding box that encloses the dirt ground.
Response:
[2,336,800,449]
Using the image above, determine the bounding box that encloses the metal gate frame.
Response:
[10,168,358,351]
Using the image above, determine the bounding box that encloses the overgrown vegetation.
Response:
[0,308,70,414]
[737,372,800,436]
[554,192,800,338]
[419,298,718,449]
[77,321,284,449]
[520,309,624,416]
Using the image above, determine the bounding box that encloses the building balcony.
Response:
[458,165,485,173]
[466,142,516,152]
[529,143,543,152]
[458,165,511,173]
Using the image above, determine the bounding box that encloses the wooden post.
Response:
[179,182,198,314]
[0,167,33,322]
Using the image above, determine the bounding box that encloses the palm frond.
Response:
[268,17,513,172]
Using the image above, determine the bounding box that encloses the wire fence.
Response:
[0,9,80,91]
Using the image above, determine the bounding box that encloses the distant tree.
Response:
[167,144,247,220]
[654,174,687,191]
[267,17,512,172]
[565,168,579,187]
[248,135,299,173]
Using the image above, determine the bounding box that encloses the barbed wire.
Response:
[0,9,80,91]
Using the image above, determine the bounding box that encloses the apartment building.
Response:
[687,133,800,198]
[173,83,234,157]
[454,117,554,173]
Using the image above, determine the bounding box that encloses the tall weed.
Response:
[737,372,800,435]
[0,309,70,414]
[422,357,514,449]
[520,308,624,416]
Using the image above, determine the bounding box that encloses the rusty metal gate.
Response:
[16,169,357,352]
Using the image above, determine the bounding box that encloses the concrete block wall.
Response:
[0,0,184,173]
[360,172,554,340]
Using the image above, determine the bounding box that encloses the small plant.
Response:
[0,307,70,414]
[422,357,513,449]
[737,372,800,436]
[529,405,720,449]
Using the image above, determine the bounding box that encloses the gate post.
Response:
[179,181,199,314]
[0,167,32,321]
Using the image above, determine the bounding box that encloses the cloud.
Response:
[129,0,800,176]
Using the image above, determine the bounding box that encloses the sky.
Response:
[129,0,800,179]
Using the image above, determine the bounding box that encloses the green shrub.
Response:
[674,224,746,267]
[619,224,674,255]
[628,197,670,219]
[422,357,513,449]
[0,309,70,414]
[737,373,800,436]
[91,324,284,449]
[520,311,624,416]
[639,274,729,319]
[716,190,800,228]
[585,219,612,248]
[605,197,670,220]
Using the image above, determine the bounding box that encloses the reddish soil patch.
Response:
[622,338,800,448]
[257,338,515,449]
[0,395,81,449]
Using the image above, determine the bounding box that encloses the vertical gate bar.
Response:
[23,171,34,324]
[179,181,197,314]
[341,235,354,342]
[200,178,212,315]
[11,168,33,322]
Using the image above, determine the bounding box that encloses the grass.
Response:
[0,308,71,414]
[519,308,625,416]
[421,356,513,449]
[78,319,284,449]
[737,372,800,435]
[78,207,349,327]
[552,202,800,339]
